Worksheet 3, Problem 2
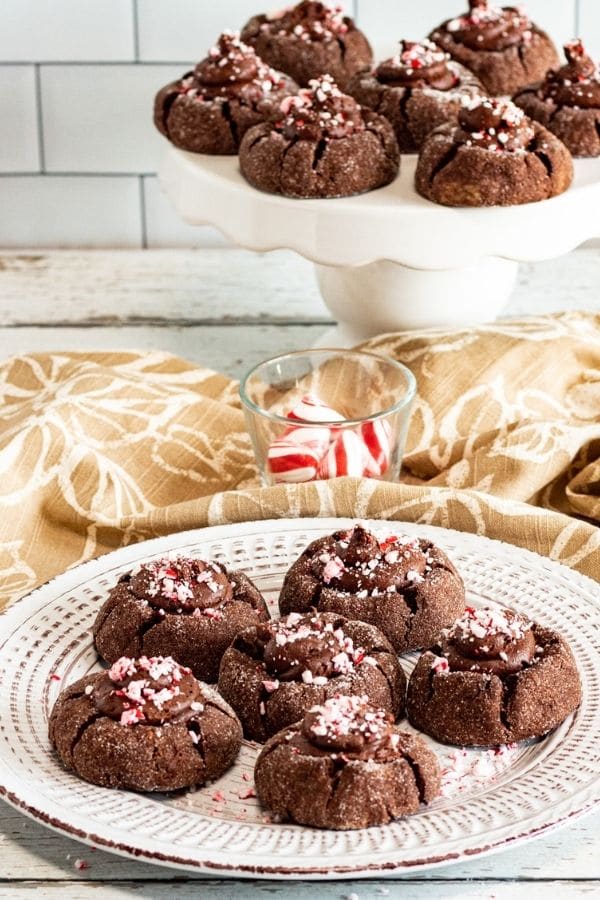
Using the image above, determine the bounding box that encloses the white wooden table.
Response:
[0,247,599,899]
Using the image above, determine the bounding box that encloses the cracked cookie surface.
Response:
[429,0,559,96]
[415,97,573,206]
[93,553,269,683]
[406,607,582,746]
[254,695,440,829]
[239,75,399,198]
[514,40,600,158]
[218,610,406,741]
[153,31,297,155]
[349,39,484,153]
[49,656,242,791]
[241,1,372,91]
[278,524,465,652]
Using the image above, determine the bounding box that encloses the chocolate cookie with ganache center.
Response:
[415,96,573,206]
[49,656,242,791]
[241,1,372,91]
[278,525,465,652]
[348,39,485,153]
[254,695,441,829]
[239,74,399,198]
[429,0,559,97]
[93,553,269,682]
[406,606,582,746]
[514,40,600,158]
[218,610,406,741]
[153,31,298,155]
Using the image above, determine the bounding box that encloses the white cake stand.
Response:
[160,146,600,344]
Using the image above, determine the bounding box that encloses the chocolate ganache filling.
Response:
[263,1,351,41]
[438,606,536,676]
[276,75,364,140]
[542,40,600,109]
[188,31,286,101]
[127,555,233,613]
[262,612,372,682]
[456,97,534,151]
[376,40,459,91]
[444,0,532,52]
[311,524,429,594]
[300,695,397,756]
[92,655,204,726]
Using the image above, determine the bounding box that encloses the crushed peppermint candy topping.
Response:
[276,74,361,137]
[448,607,532,642]
[264,3,349,39]
[199,30,285,92]
[192,606,225,620]
[105,656,196,726]
[267,614,372,680]
[457,96,534,152]
[321,554,345,583]
[379,534,421,553]
[120,707,145,726]
[431,654,450,674]
[305,695,390,744]
[439,743,519,797]
[447,2,530,31]
[145,557,196,603]
[394,38,448,70]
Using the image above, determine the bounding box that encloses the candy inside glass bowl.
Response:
[239,349,416,485]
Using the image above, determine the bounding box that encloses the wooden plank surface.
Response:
[0,880,597,899]
[0,247,598,895]
[0,248,599,326]
[0,324,329,379]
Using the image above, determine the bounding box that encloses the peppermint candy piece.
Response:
[286,393,345,425]
[281,423,332,459]
[268,439,320,483]
[361,419,392,477]
[318,430,367,478]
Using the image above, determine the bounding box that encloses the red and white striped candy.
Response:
[287,393,344,425]
[318,430,366,479]
[360,419,392,477]
[281,423,331,458]
[268,439,320,484]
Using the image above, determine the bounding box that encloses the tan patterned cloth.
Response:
[0,311,598,610]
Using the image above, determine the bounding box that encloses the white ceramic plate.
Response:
[0,518,598,880]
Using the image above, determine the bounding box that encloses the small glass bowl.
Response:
[239,349,416,486]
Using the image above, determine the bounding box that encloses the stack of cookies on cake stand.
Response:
[155,1,600,340]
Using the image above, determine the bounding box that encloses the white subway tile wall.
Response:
[40,64,183,173]
[143,176,228,247]
[137,0,261,62]
[0,1,135,62]
[0,176,141,248]
[0,66,40,171]
[580,0,600,59]
[0,0,594,247]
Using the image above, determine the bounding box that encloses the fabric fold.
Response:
[1,312,598,610]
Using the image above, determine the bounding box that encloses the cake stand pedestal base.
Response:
[314,256,519,344]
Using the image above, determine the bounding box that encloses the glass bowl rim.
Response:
[239,348,417,428]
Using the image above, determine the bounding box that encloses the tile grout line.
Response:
[132,0,140,62]
[33,64,46,173]
[139,175,148,249]
[0,173,155,178]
